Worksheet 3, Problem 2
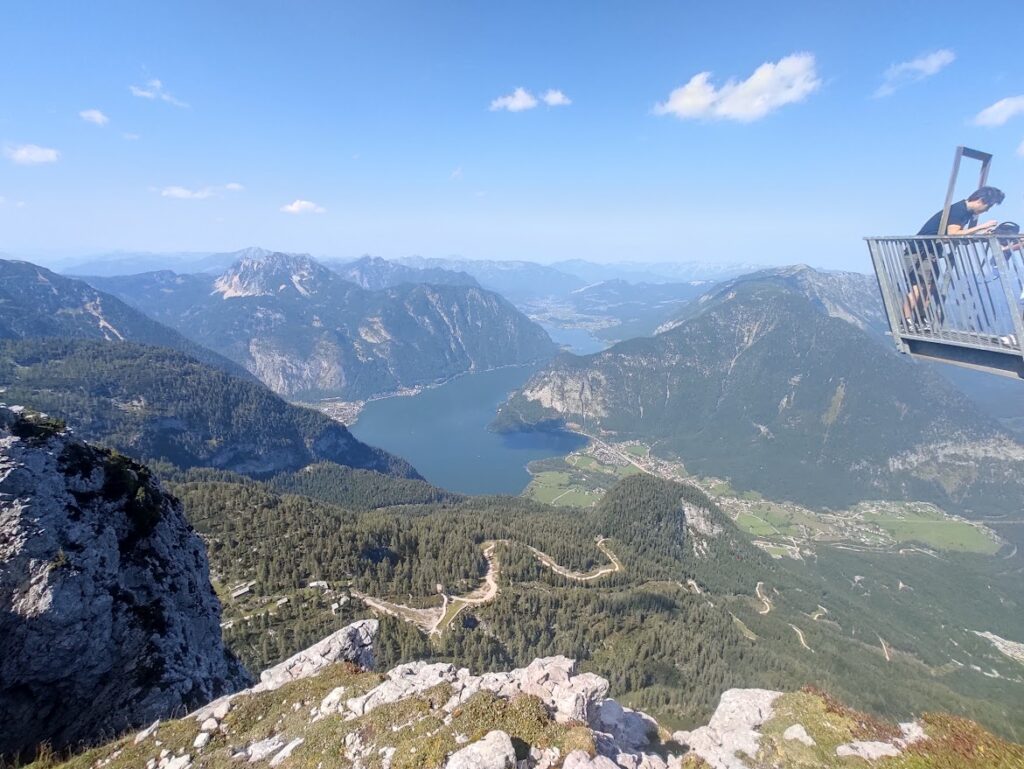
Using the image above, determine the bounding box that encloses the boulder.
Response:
[673,689,782,769]
[562,751,619,769]
[444,730,516,769]
[782,724,815,746]
[346,661,459,716]
[835,741,900,760]
[258,618,377,691]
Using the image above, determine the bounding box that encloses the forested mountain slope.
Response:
[0,258,249,377]
[0,338,418,478]
[170,470,1024,740]
[496,277,1024,516]
[87,252,557,400]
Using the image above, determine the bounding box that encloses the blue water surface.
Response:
[349,365,586,495]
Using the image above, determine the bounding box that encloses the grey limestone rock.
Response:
[835,741,901,760]
[346,660,458,716]
[444,730,517,769]
[782,723,815,746]
[0,408,251,760]
[562,751,620,769]
[257,618,377,691]
[673,689,782,769]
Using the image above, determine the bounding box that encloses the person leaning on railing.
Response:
[902,185,1005,330]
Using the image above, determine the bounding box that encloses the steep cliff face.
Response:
[87,253,558,400]
[0,408,251,759]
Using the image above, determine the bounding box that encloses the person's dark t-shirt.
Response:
[917,199,976,236]
[907,199,977,259]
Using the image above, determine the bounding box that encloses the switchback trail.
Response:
[756,581,773,615]
[355,537,622,637]
[791,624,812,651]
[527,538,623,581]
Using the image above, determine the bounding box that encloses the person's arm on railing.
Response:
[948,220,998,235]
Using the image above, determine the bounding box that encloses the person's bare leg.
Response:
[903,285,923,325]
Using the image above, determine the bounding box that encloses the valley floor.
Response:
[523,434,1005,559]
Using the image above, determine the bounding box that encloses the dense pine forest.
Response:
[169,469,1024,738]
[0,339,415,477]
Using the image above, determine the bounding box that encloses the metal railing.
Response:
[866,234,1024,367]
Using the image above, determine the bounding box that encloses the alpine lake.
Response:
[348,328,605,495]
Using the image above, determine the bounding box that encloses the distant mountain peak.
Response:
[212,251,329,299]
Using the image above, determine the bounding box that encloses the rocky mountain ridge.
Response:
[329,256,480,291]
[0,258,250,378]
[0,407,251,760]
[86,252,557,400]
[38,619,1024,769]
[657,265,887,335]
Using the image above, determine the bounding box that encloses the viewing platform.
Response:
[867,233,1024,378]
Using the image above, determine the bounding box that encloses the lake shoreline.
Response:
[338,364,587,496]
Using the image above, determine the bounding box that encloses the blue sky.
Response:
[2,1,1024,270]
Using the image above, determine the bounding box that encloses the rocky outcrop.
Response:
[444,731,517,769]
[32,620,1024,769]
[257,619,377,691]
[673,689,781,769]
[0,408,251,760]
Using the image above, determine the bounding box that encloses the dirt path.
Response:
[357,538,621,637]
[791,624,812,651]
[756,581,773,615]
[878,635,892,662]
[528,537,622,581]
[810,605,829,621]
[349,589,442,634]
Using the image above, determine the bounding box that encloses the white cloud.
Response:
[450,166,463,180]
[1018,139,1024,158]
[122,132,140,141]
[281,199,326,214]
[541,89,572,107]
[4,144,60,165]
[653,53,821,122]
[129,78,189,108]
[974,95,1024,127]
[159,182,244,199]
[874,49,955,97]
[490,87,539,112]
[161,185,215,200]
[79,108,110,125]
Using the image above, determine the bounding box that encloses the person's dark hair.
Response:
[968,186,1005,206]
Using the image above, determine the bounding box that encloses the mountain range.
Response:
[327,255,480,290]
[496,267,1024,516]
[0,258,250,377]
[86,252,557,400]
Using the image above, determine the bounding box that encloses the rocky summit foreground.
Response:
[43,619,1024,769]
[0,408,251,759]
